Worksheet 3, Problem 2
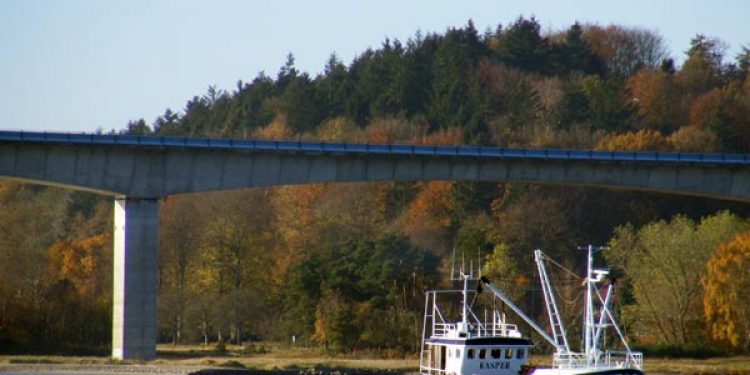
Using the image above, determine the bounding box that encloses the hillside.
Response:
[1,17,750,355]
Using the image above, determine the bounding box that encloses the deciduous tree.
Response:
[702,232,750,351]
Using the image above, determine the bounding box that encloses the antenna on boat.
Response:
[478,247,482,278]
[450,248,456,280]
[462,250,466,276]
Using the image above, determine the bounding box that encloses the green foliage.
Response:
[638,343,726,358]
[607,211,750,345]
[215,338,227,354]
[492,17,551,74]
[5,16,750,356]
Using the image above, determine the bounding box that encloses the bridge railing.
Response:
[1,130,748,165]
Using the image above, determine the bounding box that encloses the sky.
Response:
[2,0,749,133]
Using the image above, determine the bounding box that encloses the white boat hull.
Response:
[529,367,644,375]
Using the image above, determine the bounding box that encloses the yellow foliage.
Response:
[310,304,328,345]
[316,117,362,142]
[702,232,750,350]
[417,128,462,145]
[365,117,425,144]
[269,184,327,285]
[254,114,293,140]
[595,129,670,151]
[667,126,721,152]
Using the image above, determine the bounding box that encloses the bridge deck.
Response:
[1,130,748,165]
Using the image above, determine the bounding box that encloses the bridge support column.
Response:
[112,197,159,360]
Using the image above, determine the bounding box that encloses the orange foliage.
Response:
[627,70,683,131]
[688,89,723,128]
[702,232,750,350]
[417,128,462,145]
[404,182,454,250]
[595,129,670,151]
[364,117,425,144]
[686,83,750,151]
[254,114,293,140]
[269,184,327,284]
[45,234,110,297]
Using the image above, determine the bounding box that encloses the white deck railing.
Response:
[432,322,520,338]
[552,350,643,369]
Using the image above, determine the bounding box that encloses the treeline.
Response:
[1,17,750,355]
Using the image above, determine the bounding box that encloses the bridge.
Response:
[1,130,749,359]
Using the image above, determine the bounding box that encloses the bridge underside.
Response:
[1,140,749,360]
[2,143,749,202]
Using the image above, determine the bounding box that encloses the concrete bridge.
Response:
[1,130,749,359]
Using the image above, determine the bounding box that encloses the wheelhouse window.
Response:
[479,349,486,359]
[491,349,501,359]
[505,348,513,359]
[456,348,461,358]
[516,348,526,359]
[467,349,475,359]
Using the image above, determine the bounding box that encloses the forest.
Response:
[1,17,750,355]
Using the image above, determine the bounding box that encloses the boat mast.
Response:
[584,245,593,364]
[582,244,609,366]
[535,249,571,354]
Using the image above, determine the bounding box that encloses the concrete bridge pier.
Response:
[112,197,159,360]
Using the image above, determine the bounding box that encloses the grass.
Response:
[152,343,417,371]
[3,343,750,374]
[643,355,750,374]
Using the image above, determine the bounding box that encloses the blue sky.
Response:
[2,0,748,133]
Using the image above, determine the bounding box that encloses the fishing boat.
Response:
[479,245,644,375]
[419,258,532,375]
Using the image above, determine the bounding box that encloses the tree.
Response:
[311,288,356,352]
[491,186,576,263]
[281,73,322,133]
[43,234,112,347]
[192,190,274,344]
[555,22,605,76]
[582,25,668,78]
[233,73,278,134]
[428,21,486,129]
[667,125,720,152]
[702,232,750,351]
[676,35,725,101]
[481,243,526,301]
[607,211,750,345]
[687,82,750,152]
[316,54,352,119]
[492,17,551,74]
[404,181,455,252]
[595,129,670,151]
[153,109,182,136]
[627,69,684,132]
[581,75,634,131]
[159,196,203,344]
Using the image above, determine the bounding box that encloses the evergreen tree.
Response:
[493,17,551,74]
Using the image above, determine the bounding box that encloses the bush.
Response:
[639,343,726,358]
[214,339,227,355]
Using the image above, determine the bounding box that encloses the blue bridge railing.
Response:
[1,130,748,165]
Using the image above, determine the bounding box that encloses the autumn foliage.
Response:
[595,129,670,151]
[702,232,750,351]
[3,17,750,355]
